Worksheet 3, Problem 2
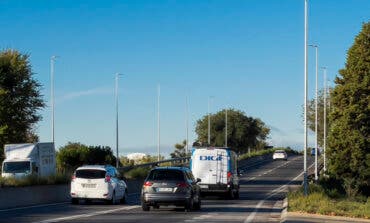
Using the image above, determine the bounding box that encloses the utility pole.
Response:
[115,73,123,168]
[225,109,228,147]
[322,67,327,172]
[186,96,189,155]
[50,56,58,145]
[157,84,161,162]
[303,0,309,196]
[309,44,319,182]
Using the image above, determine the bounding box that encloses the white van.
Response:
[190,147,239,199]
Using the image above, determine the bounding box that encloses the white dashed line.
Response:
[0,202,70,212]
[244,161,315,223]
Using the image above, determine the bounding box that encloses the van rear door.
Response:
[191,148,228,185]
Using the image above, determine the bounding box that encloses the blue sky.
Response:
[1,0,370,156]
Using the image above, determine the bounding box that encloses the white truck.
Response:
[190,147,239,199]
[1,143,56,178]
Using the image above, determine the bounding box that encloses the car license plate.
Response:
[200,185,208,189]
[82,183,96,188]
[157,188,172,192]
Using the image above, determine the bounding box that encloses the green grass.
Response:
[0,173,70,187]
[288,183,370,219]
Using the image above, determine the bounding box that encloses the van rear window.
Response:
[147,169,185,181]
[76,169,106,179]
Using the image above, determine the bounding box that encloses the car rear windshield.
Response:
[76,169,106,179]
[147,169,185,181]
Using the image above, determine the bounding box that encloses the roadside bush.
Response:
[0,173,70,188]
[288,183,370,219]
[123,167,150,180]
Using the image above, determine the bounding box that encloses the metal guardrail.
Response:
[118,157,191,172]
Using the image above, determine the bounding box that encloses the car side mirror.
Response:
[237,170,244,176]
[196,178,201,183]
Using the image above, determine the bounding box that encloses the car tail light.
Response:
[227,171,232,182]
[105,175,111,182]
[143,181,153,187]
[176,182,188,188]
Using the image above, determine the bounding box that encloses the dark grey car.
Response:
[141,167,201,212]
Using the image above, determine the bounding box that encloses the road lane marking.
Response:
[32,205,140,223]
[244,156,300,183]
[0,202,70,212]
[0,192,141,213]
[244,159,315,223]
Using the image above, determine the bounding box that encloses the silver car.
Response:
[141,167,201,212]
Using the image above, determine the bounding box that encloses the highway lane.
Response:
[0,155,314,223]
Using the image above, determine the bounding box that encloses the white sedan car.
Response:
[70,165,128,204]
[272,150,288,161]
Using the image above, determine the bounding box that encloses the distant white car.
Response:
[70,165,128,204]
[272,150,288,161]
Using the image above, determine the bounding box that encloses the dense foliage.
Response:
[307,89,332,147]
[57,142,117,173]
[0,50,45,162]
[195,109,270,153]
[328,22,370,196]
[170,140,188,158]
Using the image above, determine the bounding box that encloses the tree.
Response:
[0,50,45,162]
[307,88,332,147]
[328,22,370,196]
[170,140,188,158]
[56,142,117,173]
[195,109,270,154]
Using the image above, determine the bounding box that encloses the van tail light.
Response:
[71,174,76,181]
[105,175,111,183]
[143,181,153,187]
[176,182,188,188]
[227,171,232,182]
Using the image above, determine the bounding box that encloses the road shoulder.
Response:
[284,211,370,223]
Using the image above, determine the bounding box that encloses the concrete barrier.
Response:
[0,179,144,210]
[0,184,69,209]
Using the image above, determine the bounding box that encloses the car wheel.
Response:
[193,198,201,210]
[227,188,235,200]
[120,189,128,204]
[109,191,117,205]
[184,197,194,212]
[142,202,150,211]
[71,198,79,205]
[234,189,240,199]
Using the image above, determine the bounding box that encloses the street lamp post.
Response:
[303,0,309,196]
[50,56,58,144]
[115,73,123,168]
[186,96,189,155]
[157,84,161,162]
[208,96,214,146]
[225,109,228,147]
[322,67,327,172]
[309,44,319,182]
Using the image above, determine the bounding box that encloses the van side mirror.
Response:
[196,178,201,183]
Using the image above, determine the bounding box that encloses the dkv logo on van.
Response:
[199,155,222,161]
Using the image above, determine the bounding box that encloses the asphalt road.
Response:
[0,155,314,223]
